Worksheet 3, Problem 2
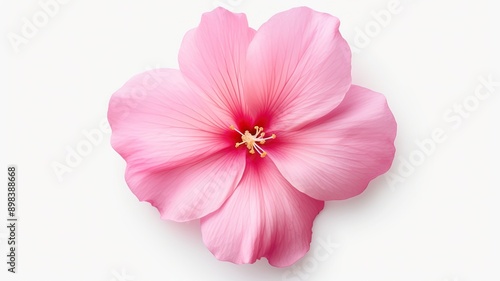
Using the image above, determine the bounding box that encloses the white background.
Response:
[1,0,499,280]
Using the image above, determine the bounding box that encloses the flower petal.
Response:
[178,8,255,119]
[108,68,245,221]
[244,7,351,130]
[200,159,324,267]
[268,85,397,200]
[109,68,233,170]
[125,148,245,222]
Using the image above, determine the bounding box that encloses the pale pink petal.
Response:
[200,159,324,267]
[109,68,233,170]
[244,7,351,130]
[268,85,397,200]
[178,8,255,119]
[108,68,245,221]
[126,148,245,222]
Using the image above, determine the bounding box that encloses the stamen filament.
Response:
[230,125,276,158]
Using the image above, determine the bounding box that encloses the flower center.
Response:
[230,125,276,158]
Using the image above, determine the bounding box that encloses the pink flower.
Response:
[108,7,396,267]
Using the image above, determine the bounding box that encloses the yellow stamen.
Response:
[230,125,276,158]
